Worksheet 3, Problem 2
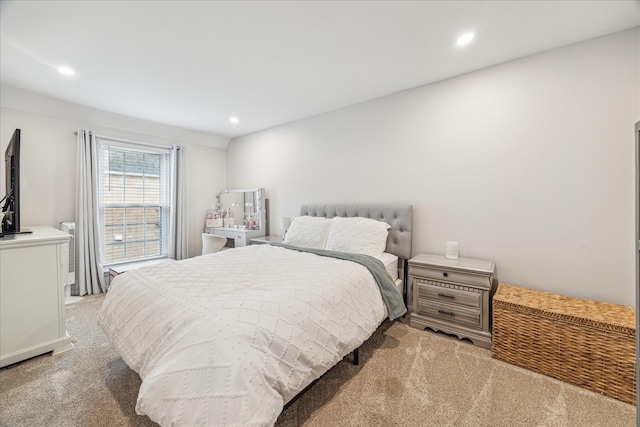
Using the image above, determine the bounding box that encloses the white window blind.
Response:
[97,142,171,265]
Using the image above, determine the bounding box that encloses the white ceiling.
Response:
[1,1,638,139]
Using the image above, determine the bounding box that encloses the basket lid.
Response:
[494,283,635,335]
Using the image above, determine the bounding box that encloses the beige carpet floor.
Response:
[0,294,635,427]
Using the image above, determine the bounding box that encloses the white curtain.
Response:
[169,145,188,260]
[76,129,107,295]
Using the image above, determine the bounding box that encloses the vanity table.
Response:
[205,188,267,248]
[212,228,265,248]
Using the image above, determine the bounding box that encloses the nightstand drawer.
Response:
[415,279,481,309]
[409,265,491,290]
[417,299,481,329]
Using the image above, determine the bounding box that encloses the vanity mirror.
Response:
[206,188,266,248]
[216,188,265,230]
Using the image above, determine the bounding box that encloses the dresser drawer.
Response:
[409,265,491,290]
[212,229,247,247]
[417,299,482,329]
[415,279,481,309]
[232,233,247,247]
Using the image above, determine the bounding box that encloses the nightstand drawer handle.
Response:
[442,272,448,277]
[438,310,456,317]
[437,293,455,299]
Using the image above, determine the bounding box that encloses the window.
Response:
[98,142,171,265]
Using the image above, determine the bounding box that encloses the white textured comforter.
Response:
[97,244,388,427]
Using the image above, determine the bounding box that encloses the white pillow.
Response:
[283,216,332,249]
[324,217,390,257]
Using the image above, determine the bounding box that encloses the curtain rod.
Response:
[74,131,173,150]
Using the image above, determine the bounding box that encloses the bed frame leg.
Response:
[353,348,359,365]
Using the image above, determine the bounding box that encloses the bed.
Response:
[98,204,412,427]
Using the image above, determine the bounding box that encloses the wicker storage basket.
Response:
[492,283,636,405]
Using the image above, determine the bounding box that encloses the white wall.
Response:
[227,28,640,307]
[0,90,228,259]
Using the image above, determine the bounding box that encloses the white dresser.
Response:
[0,226,73,367]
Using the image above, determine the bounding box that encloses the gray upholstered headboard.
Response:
[299,204,413,260]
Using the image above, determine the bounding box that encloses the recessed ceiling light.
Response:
[57,66,76,76]
[229,116,239,124]
[456,32,475,47]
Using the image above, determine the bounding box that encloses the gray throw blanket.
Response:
[270,243,407,321]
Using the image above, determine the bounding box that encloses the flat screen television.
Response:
[1,129,27,236]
